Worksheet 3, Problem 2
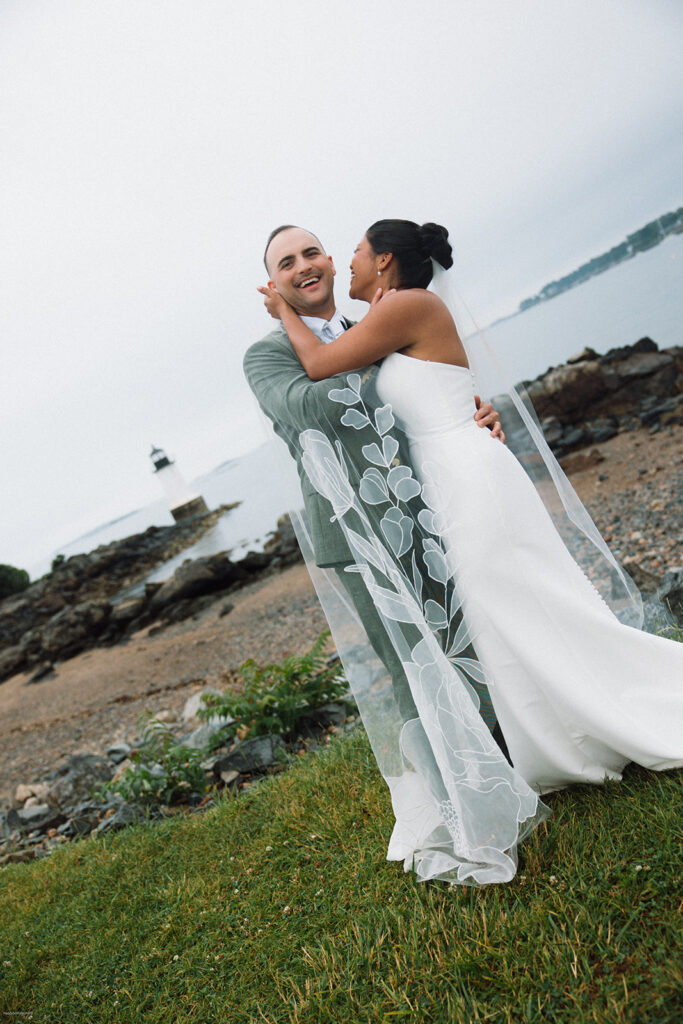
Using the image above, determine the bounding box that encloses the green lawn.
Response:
[0,728,681,1024]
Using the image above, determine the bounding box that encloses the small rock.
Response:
[182,716,235,750]
[540,417,564,446]
[24,661,56,685]
[561,426,590,449]
[14,784,34,806]
[657,568,683,622]
[96,802,145,834]
[0,848,36,867]
[13,781,50,807]
[559,448,605,475]
[212,734,286,777]
[181,687,224,724]
[152,710,177,724]
[621,559,662,594]
[298,702,349,732]
[566,346,599,365]
[6,804,64,833]
[106,743,132,765]
[586,418,618,444]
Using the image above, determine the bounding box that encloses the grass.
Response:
[0,728,681,1024]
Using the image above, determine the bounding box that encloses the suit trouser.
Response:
[334,564,498,733]
[334,564,421,721]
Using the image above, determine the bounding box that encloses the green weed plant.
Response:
[197,629,349,743]
[100,713,208,806]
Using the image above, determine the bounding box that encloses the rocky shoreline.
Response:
[0,508,302,685]
[525,335,683,455]
[0,335,681,867]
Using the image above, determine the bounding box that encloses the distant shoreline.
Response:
[490,205,683,328]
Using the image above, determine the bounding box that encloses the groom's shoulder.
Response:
[243,325,291,367]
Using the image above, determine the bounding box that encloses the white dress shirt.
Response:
[300,309,347,343]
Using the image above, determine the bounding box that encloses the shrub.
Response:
[100,713,208,806]
[198,630,350,742]
[0,564,30,601]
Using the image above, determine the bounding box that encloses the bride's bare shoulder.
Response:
[380,288,448,315]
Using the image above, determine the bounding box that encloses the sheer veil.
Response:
[248,258,644,886]
[428,262,644,628]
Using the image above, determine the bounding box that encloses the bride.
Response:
[255,218,683,885]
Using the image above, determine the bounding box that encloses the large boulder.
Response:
[148,554,248,610]
[526,360,607,419]
[598,352,677,415]
[38,599,111,659]
[524,338,680,435]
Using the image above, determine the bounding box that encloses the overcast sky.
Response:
[2,0,682,575]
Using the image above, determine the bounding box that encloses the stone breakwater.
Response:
[0,510,301,685]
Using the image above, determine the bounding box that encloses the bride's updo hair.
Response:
[365,219,453,289]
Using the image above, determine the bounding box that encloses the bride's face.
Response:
[349,235,380,302]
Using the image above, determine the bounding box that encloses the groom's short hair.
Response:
[263,225,326,272]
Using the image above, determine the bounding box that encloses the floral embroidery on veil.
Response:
[297,374,548,886]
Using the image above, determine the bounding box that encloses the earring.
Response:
[377,270,382,276]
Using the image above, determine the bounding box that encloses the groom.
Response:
[243,225,502,728]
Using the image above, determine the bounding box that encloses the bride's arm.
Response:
[257,286,415,381]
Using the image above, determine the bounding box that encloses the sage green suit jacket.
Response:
[243,323,375,568]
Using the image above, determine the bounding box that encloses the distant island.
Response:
[497,205,683,325]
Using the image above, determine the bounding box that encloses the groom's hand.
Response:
[474,395,505,442]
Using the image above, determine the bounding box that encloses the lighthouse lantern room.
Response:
[150,445,208,522]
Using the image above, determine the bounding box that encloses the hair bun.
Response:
[418,222,453,269]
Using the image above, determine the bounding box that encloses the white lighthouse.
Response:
[149,445,209,522]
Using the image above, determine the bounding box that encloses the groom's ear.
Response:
[328,255,336,276]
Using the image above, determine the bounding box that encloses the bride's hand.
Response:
[370,286,397,309]
[257,284,291,321]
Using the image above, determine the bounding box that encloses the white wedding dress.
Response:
[375,351,683,797]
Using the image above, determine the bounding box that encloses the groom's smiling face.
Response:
[265,227,336,319]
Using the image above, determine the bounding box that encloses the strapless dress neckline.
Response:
[390,351,470,372]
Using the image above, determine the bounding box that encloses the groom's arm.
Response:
[244,337,352,434]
